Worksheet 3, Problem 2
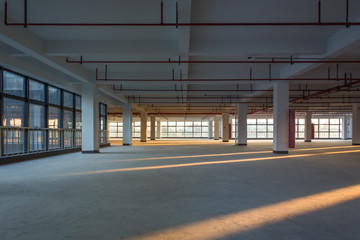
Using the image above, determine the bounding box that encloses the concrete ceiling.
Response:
[1,0,360,115]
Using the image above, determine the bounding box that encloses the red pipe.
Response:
[75,58,360,64]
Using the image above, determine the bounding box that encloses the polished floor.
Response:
[1,139,360,240]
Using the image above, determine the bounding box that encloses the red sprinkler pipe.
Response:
[72,58,360,64]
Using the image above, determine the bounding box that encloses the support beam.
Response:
[304,112,312,142]
[214,116,220,140]
[208,118,213,139]
[123,103,132,146]
[150,116,156,140]
[342,116,348,140]
[81,83,99,153]
[222,113,230,142]
[352,104,360,145]
[273,81,289,154]
[236,104,247,146]
[157,120,161,139]
[140,112,148,142]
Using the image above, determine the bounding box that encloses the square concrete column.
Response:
[273,81,289,153]
[352,104,360,145]
[81,83,99,153]
[236,104,247,145]
[157,120,161,139]
[140,112,148,142]
[342,116,348,140]
[304,112,312,142]
[150,116,156,140]
[222,113,230,142]
[214,115,220,140]
[208,118,214,139]
[122,103,132,146]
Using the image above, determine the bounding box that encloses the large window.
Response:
[48,86,61,105]
[245,118,273,139]
[312,118,342,139]
[2,98,25,127]
[29,80,45,102]
[29,104,45,128]
[161,121,209,138]
[3,71,25,97]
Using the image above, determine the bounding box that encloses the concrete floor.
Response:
[1,139,360,240]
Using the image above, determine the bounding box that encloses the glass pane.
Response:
[298,119,305,124]
[63,110,73,129]
[48,86,61,105]
[319,132,329,138]
[257,132,266,138]
[320,119,329,124]
[100,103,106,115]
[298,125,305,131]
[319,125,329,131]
[76,111,82,129]
[48,107,61,128]
[177,127,184,132]
[29,104,45,128]
[29,80,45,102]
[330,125,339,131]
[194,127,201,133]
[185,122,193,126]
[330,132,340,138]
[75,95,81,110]
[202,127,209,132]
[177,122,184,126]
[168,122,176,127]
[247,125,256,132]
[194,122,201,126]
[202,121,209,126]
[248,131,256,138]
[3,71,25,97]
[185,132,193,137]
[63,91,74,108]
[268,119,274,124]
[3,98,24,127]
[185,127,192,132]
[161,122,167,126]
[330,119,339,124]
[257,125,267,132]
[168,127,176,133]
[247,119,256,124]
[257,119,267,124]
[267,125,273,132]
[311,119,318,124]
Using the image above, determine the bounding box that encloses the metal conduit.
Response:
[5,0,359,28]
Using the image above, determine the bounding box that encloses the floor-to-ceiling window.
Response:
[0,67,82,157]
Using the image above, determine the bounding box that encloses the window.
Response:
[48,86,61,105]
[76,111,82,129]
[29,104,45,128]
[29,80,45,102]
[3,98,25,127]
[63,110,73,129]
[48,107,61,128]
[3,71,25,97]
[75,95,81,110]
[63,91,74,108]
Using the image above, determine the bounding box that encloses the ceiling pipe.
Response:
[5,0,360,27]
[75,58,360,65]
[248,79,360,114]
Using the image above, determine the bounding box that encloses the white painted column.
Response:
[140,112,148,142]
[304,112,312,142]
[157,120,161,139]
[214,116,220,140]
[208,118,213,139]
[222,113,230,142]
[273,81,289,153]
[236,104,247,145]
[81,83,99,153]
[150,116,156,140]
[122,103,132,146]
[342,116,348,140]
[352,104,360,145]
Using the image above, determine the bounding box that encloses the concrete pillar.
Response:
[122,103,132,146]
[157,120,161,139]
[236,104,247,145]
[81,83,99,153]
[273,81,289,153]
[222,113,230,142]
[214,116,220,140]
[150,116,156,140]
[208,118,214,139]
[352,104,360,145]
[304,112,312,142]
[342,116,348,140]
[140,112,148,142]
